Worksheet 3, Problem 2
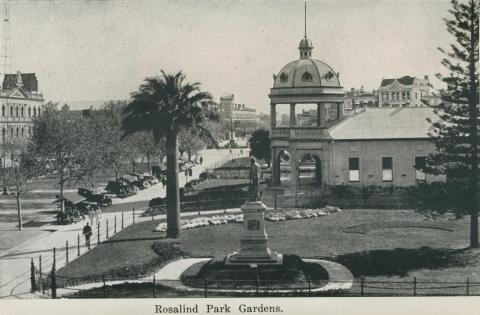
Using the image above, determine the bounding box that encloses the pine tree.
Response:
[426,0,479,247]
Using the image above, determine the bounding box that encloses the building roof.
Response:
[273,58,341,89]
[380,76,416,87]
[329,107,438,140]
[3,73,38,91]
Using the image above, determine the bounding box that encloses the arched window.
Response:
[280,72,288,83]
[16,127,19,137]
[302,71,313,82]
[1,105,4,117]
[28,106,31,117]
[10,128,13,138]
[33,107,37,116]
[1,127,5,140]
[21,107,24,117]
[21,126,24,137]
[10,106,13,117]
[16,107,19,117]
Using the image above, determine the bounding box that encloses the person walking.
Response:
[82,222,92,250]
[94,208,102,227]
[88,208,95,226]
[189,168,193,177]
[199,156,203,165]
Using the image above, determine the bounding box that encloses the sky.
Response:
[8,0,453,113]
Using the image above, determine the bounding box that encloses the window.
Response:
[382,157,393,182]
[15,107,18,117]
[415,156,426,181]
[349,157,360,182]
[407,91,410,99]
[21,107,24,117]
[302,71,313,82]
[1,105,3,117]
[10,106,13,116]
[28,107,31,117]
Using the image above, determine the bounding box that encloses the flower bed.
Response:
[153,206,341,232]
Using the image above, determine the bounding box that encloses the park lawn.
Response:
[57,209,480,289]
[0,223,49,256]
[56,219,178,286]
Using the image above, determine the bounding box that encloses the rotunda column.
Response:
[270,103,276,128]
[289,103,296,126]
[319,103,327,127]
[316,103,321,127]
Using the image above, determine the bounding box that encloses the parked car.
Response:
[75,201,100,215]
[143,175,159,185]
[199,172,219,181]
[105,180,137,198]
[77,188,113,207]
[130,180,150,190]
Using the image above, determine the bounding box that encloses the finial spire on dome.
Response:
[304,2,307,38]
[299,2,313,59]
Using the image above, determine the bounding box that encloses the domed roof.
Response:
[273,58,341,89]
[273,36,341,89]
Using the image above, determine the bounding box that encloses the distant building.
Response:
[344,86,378,112]
[0,71,44,143]
[217,94,257,140]
[378,75,430,107]
[218,94,256,122]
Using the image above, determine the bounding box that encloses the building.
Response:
[218,94,256,122]
[378,75,430,107]
[269,35,443,188]
[344,86,378,113]
[0,71,44,143]
[218,94,257,140]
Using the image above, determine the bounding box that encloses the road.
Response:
[0,148,248,298]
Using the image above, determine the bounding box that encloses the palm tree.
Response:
[122,71,216,238]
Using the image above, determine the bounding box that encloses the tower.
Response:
[1,0,11,82]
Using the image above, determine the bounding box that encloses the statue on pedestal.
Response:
[248,157,261,201]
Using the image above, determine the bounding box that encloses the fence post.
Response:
[153,274,156,298]
[51,258,57,299]
[204,279,207,298]
[360,277,364,297]
[77,234,80,256]
[53,247,56,266]
[114,215,117,233]
[133,206,135,224]
[30,258,36,292]
[39,254,42,276]
[97,222,100,244]
[308,279,311,294]
[256,274,259,295]
[122,211,124,229]
[413,277,417,296]
[106,218,109,238]
[274,190,277,210]
[103,274,106,298]
[65,241,69,263]
[466,278,470,296]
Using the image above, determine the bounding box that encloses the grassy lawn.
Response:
[56,219,180,286]
[0,224,49,255]
[57,209,480,296]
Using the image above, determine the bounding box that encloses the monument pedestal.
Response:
[226,201,283,265]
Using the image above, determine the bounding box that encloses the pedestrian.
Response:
[82,222,92,250]
[94,208,102,227]
[200,157,203,165]
[161,176,166,188]
[240,149,243,155]
[189,168,193,177]
[88,208,95,226]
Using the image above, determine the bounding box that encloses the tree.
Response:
[248,128,271,167]
[425,0,479,247]
[122,71,216,238]
[2,138,35,230]
[178,129,206,162]
[29,103,93,206]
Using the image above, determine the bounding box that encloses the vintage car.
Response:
[105,180,137,198]
[77,188,113,207]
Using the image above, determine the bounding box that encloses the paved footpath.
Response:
[0,148,248,299]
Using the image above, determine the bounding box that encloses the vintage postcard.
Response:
[0,0,479,314]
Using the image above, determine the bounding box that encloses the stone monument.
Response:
[226,157,282,265]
